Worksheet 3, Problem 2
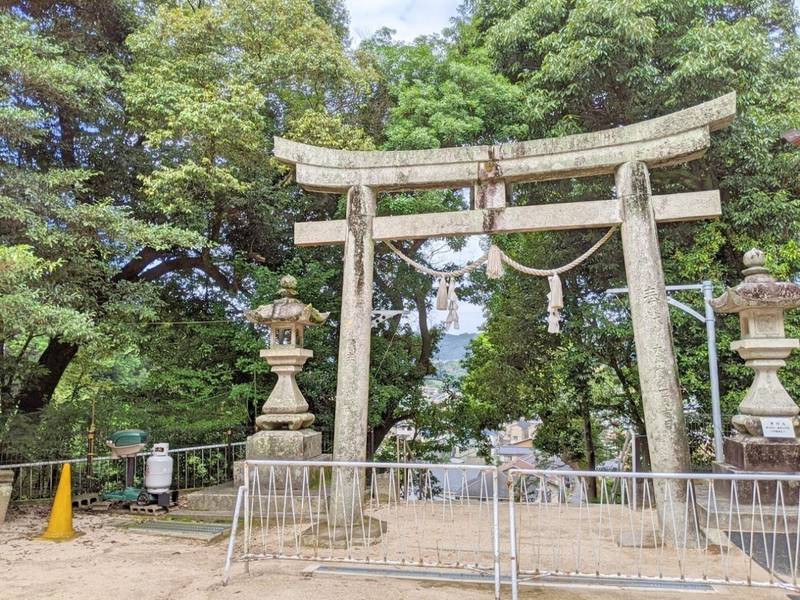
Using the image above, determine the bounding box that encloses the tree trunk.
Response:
[414,289,434,375]
[366,415,406,460]
[580,396,598,502]
[16,338,80,413]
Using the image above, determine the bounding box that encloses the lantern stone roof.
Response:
[711,249,800,313]
[244,275,329,326]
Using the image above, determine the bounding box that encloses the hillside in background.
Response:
[433,333,477,379]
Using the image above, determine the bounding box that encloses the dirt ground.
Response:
[0,505,795,600]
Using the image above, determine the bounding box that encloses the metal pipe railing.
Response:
[229,459,502,598]
[507,468,800,594]
[4,441,246,501]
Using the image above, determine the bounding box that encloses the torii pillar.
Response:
[274,93,737,492]
[334,185,376,465]
[618,161,692,475]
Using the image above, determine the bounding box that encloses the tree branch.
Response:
[138,254,237,293]
[113,247,168,283]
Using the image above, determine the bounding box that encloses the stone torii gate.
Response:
[274,93,736,478]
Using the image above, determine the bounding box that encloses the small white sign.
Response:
[760,417,796,439]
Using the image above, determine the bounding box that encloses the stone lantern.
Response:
[236,275,329,485]
[711,249,800,488]
[244,275,329,431]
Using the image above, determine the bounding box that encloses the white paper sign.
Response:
[760,417,796,439]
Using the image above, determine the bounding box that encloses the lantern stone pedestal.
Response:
[234,429,324,492]
[711,250,800,504]
[0,470,13,526]
[233,275,329,491]
[253,348,315,431]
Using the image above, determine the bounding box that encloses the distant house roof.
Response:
[783,129,800,146]
[499,456,538,473]
[497,446,532,456]
[509,438,533,448]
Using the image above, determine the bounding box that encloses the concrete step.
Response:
[184,482,327,514]
[695,483,799,531]
[127,520,231,542]
[185,483,239,512]
[166,509,236,522]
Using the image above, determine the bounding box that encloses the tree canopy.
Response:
[1,0,798,469]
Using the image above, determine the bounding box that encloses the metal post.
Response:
[509,472,519,600]
[223,485,246,585]
[631,430,638,510]
[243,461,250,574]
[492,468,501,600]
[703,280,725,462]
[606,280,724,463]
[86,399,96,479]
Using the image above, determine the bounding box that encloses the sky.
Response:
[345,0,463,44]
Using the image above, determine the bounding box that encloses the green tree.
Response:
[381,0,800,465]
[0,6,203,422]
[1,1,457,462]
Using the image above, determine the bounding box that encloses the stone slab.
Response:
[233,457,330,492]
[723,436,800,471]
[184,482,327,514]
[294,191,721,246]
[236,428,326,492]
[712,461,800,505]
[246,429,322,460]
[185,482,240,512]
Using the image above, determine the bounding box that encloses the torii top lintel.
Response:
[273,93,736,194]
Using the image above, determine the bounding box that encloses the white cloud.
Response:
[345,0,462,43]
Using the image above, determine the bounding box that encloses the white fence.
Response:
[224,461,800,598]
[223,459,501,597]
[9,451,798,597]
[508,469,800,598]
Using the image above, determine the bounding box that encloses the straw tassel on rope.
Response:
[444,279,460,330]
[436,276,449,310]
[546,273,563,334]
[486,244,503,279]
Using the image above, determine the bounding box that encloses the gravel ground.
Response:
[0,505,794,600]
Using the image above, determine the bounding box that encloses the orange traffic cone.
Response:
[40,463,79,541]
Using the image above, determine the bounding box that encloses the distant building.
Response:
[492,418,539,456]
[782,129,799,146]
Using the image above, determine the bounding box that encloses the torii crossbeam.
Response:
[273,94,736,489]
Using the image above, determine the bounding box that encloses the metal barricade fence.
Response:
[507,469,800,598]
[8,449,800,598]
[223,459,502,599]
[3,441,246,501]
